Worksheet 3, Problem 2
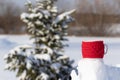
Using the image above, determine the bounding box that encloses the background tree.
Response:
[69,0,120,36]
[4,0,75,80]
[0,0,24,34]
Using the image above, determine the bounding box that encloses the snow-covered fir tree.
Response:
[4,0,75,80]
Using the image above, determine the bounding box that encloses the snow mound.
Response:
[71,59,120,80]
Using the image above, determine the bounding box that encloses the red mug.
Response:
[82,41,107,58]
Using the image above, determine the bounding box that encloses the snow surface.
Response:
[0,35,120,80]
[71,59,108,80]
[71,59,120,80]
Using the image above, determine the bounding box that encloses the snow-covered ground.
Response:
[0,35,120,80]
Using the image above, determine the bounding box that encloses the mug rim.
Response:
[82,40,103,43]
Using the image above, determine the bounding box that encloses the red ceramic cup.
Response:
[82,41,105,58]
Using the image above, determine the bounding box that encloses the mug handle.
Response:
[104,44,108,55]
